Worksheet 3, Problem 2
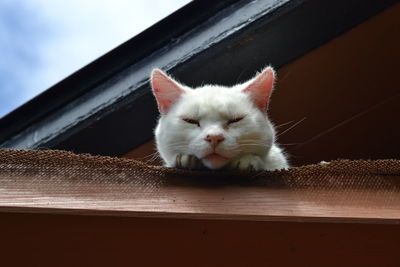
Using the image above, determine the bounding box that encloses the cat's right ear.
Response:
[151,69,186,114]
[241,66,276,111]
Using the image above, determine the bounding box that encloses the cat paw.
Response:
[175,154,204,170]
[227,154,265,171]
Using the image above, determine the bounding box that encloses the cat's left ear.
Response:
[151,69,186,114]
[242,66,276,111]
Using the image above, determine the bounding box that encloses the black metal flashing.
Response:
[0,0,396,156]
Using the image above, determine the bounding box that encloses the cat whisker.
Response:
[162,143,188,149]
[275,120,295,128]
[280,142,302,146]
[163,141,187,145]
[239,141,271,145]
[141,151,159,159]
[133,151,162,164]
[277,117,306,137]
[148,152,161,161]
[240,143,269,146]
[146,155,162,164]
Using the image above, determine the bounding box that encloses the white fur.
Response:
[152,69,289,171]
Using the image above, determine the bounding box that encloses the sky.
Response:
[0,0,190,118]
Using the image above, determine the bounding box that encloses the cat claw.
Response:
[175,154,204,170]
[227,154,265,171]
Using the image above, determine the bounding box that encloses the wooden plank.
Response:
[1,213,400,267]
[2,185,400,224]
[1,150,400,224]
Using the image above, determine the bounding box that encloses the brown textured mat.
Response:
[1,149,399,187]
[0,149,399,222]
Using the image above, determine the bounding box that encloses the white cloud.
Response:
[0,0,190,117]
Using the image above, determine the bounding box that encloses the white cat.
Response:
[150,67,289,171]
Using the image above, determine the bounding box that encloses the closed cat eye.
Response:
[227,116,244,124]
[182,118,200,126]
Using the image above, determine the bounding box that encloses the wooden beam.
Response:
[1,150,400,224]
[1,213,400,266]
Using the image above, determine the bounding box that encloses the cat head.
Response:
[151,67,277,169]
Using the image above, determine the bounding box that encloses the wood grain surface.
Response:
[1,158,400,224]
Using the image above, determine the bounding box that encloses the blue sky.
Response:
[0,0,190,118]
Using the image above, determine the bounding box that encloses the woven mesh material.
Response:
[0,149,399,191]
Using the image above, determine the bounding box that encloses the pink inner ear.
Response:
[242,67,275,111]
[151,69,185,114]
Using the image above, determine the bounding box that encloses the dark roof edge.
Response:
[0,0,241,142]
[1,0,295,150]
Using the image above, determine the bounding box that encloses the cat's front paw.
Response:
[175,154,204,170]
[227,154,265,171]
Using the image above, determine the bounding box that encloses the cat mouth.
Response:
[203,153,228,161]
[201,153,229,169]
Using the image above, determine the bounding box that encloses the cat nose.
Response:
[205,134,225,148]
